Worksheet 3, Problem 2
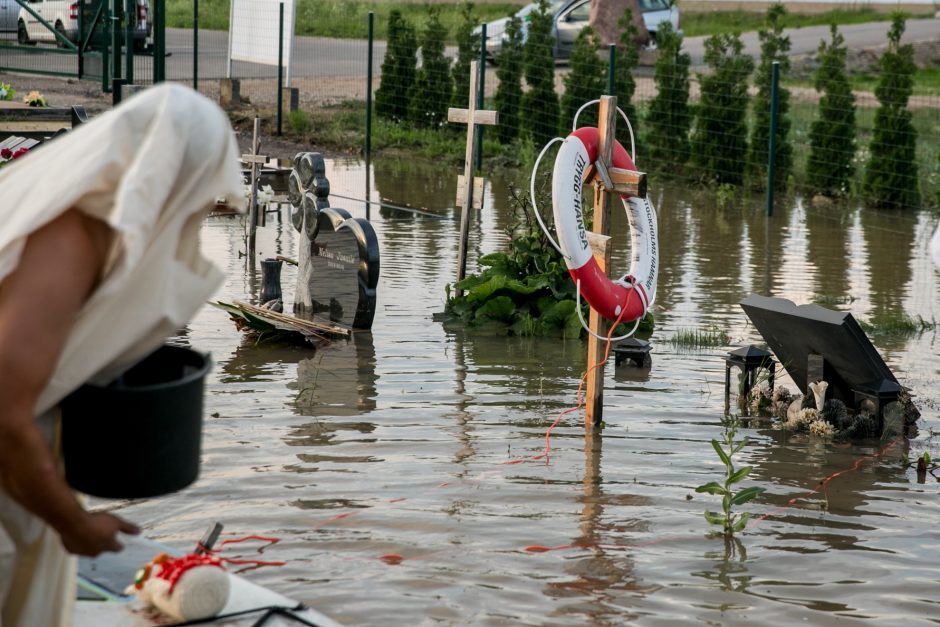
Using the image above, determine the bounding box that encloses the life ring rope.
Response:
[571,99,637,164]
[529,136,569,261]
[526,102,657,340]
[574,276,649,342]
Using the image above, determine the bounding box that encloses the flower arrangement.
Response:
[0,83,15,101]
[0,146,29,167]
[23,91,46,107]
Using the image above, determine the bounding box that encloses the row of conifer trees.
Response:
[375,2,925,209]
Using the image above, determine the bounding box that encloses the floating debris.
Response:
[213,300,350,346]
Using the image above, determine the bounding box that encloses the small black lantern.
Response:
[853,378,902,421]
[613,338,652,368]
[724,345,776,415]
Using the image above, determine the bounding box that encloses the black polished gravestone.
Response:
[740,294,898,410]
[291,152,379,329]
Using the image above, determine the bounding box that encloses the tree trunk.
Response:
[589,0,649,47]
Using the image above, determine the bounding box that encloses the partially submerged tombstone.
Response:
[728,294,920,439]
[289,152,380,330]
[217,152,380,344]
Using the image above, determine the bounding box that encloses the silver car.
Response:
[0,0,19,33]
[478,0,681,61]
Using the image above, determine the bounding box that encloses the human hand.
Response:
[59,511,141,557]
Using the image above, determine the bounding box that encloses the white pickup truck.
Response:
[17,0,151,50]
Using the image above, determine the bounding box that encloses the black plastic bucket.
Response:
[61,344,211,499]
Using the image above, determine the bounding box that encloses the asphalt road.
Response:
[2,17,939,83]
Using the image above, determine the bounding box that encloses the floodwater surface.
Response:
[103,156,940,626]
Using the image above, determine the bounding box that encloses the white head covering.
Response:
[0,83,245,413]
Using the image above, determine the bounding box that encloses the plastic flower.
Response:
[23,91,46,107]
[809,419,835,437]
[0,83,14,101]
[12,147,28,159]
[0,148,11,160]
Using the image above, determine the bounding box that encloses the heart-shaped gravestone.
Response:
[294,207,380,330]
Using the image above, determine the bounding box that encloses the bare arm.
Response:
[0,210,139,556]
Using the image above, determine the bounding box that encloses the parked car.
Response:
[477,0,680,61]
[17,0,151,50]
[0,0,19,33]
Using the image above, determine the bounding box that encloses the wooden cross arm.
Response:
[584,161,647,198]
[447,107,499,126]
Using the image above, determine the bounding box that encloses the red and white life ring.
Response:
[550,127,658,323]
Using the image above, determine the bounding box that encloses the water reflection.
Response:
[544,434,647,621]
[136,157,940,625]
[289,332,378,417]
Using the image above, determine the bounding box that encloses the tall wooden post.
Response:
[242,118,268,258]
[447,60,498,297]
[584,96,618,430]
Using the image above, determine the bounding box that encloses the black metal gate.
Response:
[0,0,164,92]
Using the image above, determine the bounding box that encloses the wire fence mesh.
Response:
[1,2,938,215]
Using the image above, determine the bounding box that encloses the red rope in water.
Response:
[503,303,629,466]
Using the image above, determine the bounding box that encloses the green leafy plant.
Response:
[715,182,737,208]
[0,82,15,101]
[287,110,312,134]
[696,414,765,536]
[442,186,653,337]
[901,450,931,468]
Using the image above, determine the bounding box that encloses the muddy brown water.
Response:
[98,156,940,626]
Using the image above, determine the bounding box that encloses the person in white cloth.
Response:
[0,83,244,626]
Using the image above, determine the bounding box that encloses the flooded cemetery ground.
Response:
[99,156,940,625]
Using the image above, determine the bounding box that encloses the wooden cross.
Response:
[241,118,268,254]
[447,60,498,297]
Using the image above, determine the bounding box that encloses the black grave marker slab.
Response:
[294,207,380,329]
[740,294,897,408]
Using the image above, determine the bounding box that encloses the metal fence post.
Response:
[193,0,198,89]
[365,11,374,220]
[607,44,616,95]
[111,0,121,83]
[124,0,133,84]
[78,0,84,78]
[277,1,284,136]
[153,0,164,82]
[102,7,111,92]
[474,23,486,172]
[766,60,780,217]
